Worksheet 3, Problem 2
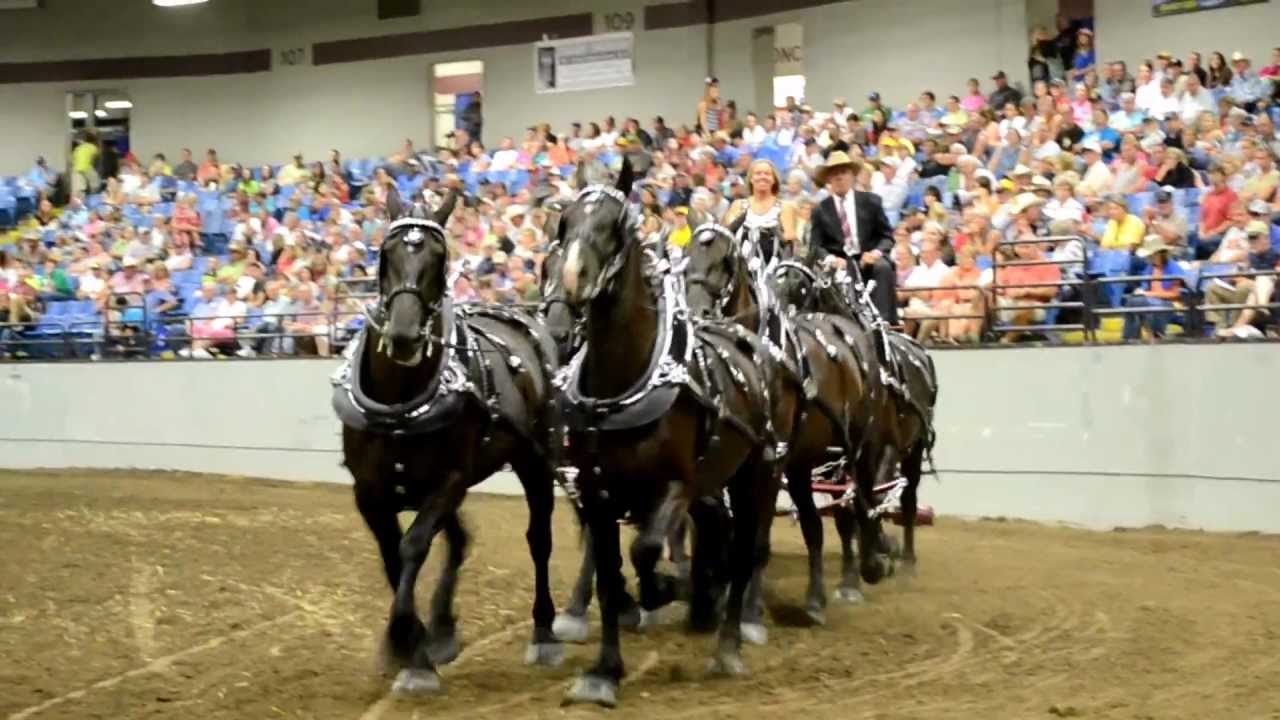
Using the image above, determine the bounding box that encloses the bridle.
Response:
[770,260,820,313]
[363,217,449,340]
[685,221,742,316]
[560,184,644,300]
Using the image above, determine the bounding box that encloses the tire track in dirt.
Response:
[664,584,1108,719]
[6,611,304,720]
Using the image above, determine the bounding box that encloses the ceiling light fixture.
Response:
[153,0,209,7]
[104,100,133,109]
[68,110,89,119]
[94,109,109,118]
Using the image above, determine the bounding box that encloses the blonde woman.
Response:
[722,159,797,264]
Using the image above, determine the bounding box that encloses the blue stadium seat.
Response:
[1127,192,1155,216]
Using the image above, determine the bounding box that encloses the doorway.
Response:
[66,90,131,195]
[751,23,806,114]
[431,61,484,149]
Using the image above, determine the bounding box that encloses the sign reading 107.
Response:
[602,11,635,32]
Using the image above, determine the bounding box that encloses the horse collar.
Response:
[556,274,694,430]
[331,301,478,435]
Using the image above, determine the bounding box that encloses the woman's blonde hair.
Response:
[747,159,781,196]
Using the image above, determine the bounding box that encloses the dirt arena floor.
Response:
[2,470,1279,720]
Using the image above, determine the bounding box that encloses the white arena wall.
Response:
[2,343,1276,533]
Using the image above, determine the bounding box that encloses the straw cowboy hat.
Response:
[816,150,859,184]
[1011,192,1044,214]
[1136,234,1174,258]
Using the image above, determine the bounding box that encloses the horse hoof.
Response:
[562,674,618,708]
[636,608,661,632]
[426,634,461,666]
[884,535,903,560]
[834,587,866,605]
[620,605,644,633]
[707,652,747,677]
[391,668,442,696]
[525,642,565,667]
[552,613,590,644]
[804,606,827,626]
[740,622,768,646]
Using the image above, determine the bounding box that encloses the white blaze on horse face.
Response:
[562,239,583,296]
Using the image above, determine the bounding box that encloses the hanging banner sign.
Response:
[1151,0,1267,17]
[534,32,635,94]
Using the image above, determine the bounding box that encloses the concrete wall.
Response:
[0,0,1029,174]
[2,344,1277,532]
[1096,0,1280,71]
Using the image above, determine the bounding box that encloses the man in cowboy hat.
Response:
[808,150,898,323]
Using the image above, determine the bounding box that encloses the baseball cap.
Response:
[1081,140,1103,154]
[1246,220,1268,236]
[1248,199,1271,215]
[868,91,881,102]
[991,70,1007,80]
[1155,187,1174,203]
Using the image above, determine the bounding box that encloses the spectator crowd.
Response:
[2,18,1279,358]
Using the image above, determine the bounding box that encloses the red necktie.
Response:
[836,195,854,255]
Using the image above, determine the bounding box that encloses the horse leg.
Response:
[629,482,682,616]
[899,441,925,576]
[514,461,564,666]
[423,512,467,666]
[667,513,691,581]
[711,458,772,676]
[356,485,406,674]
[563,505,626,708]
[785,464,828,623]
[354,485,402,593]
[741,465,785,645]
[385,478,462,695]
[554,529,642,644]
[858,446,899,584]
[554,530,596,642]
[832,499,865,604]
[686,496,726,634]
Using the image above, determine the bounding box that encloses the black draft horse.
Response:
[683,222,884,625]
[555,159,786,707]
[335,189,563,696]
[770,261,938,579]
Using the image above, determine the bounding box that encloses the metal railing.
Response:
[892,235,1279,345]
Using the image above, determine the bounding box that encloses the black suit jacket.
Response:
[808,191,894,265]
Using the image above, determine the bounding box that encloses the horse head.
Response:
[684,218,744,321]
[769,260,819,316]
[369,188,458,366]
[558,156,639,307]
[537,204,578,361]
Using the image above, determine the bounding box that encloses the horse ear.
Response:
[434,189,459,226]
[616,156,635,197]
[385,187,404,221]
[573,161,587,189]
